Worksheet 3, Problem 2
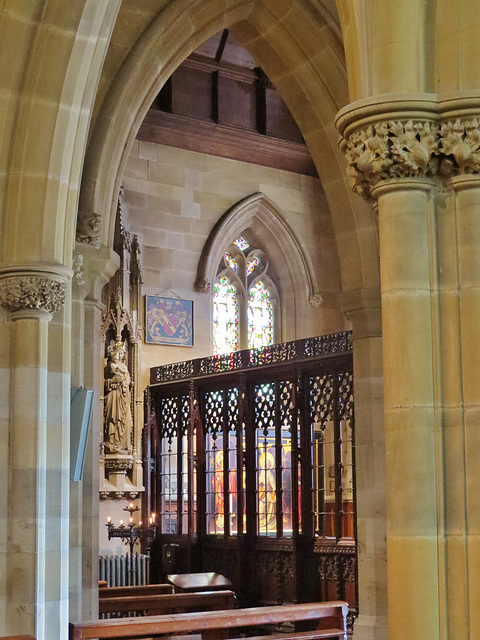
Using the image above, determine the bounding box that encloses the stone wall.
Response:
[123,140,345,388]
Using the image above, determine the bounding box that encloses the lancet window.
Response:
[213,236,277,354]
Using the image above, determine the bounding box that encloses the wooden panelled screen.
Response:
[145,332,357,625]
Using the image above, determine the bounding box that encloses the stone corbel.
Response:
[76,242,120,306]
[77,209,101,248]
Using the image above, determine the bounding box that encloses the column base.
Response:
[353,614,388,640]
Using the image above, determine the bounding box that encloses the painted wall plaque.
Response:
[145,296,194,346]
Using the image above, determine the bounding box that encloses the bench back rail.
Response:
[70,601,348,640]
[99,589,235,616]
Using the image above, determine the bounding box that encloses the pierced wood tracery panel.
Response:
[147,333,356,618]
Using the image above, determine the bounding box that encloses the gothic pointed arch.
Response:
[79,0,379,294]
[196,192,321,343]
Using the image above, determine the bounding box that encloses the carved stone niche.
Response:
[100,188,144,500]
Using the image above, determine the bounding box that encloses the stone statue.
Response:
[104,339,133,453]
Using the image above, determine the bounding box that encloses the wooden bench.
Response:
[99,589,235,617]
[99,583,173,599]
[70,600,348,640]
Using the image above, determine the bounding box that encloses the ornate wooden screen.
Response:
[145,332,357,624]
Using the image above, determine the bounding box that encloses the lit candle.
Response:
[107,516,111,524]
[151,513,156,523]
[129,503,134,509]
[119,519,124,526]
[129,517,133,524]
[139,521,142,527]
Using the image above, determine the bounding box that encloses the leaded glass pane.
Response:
[246,256,259,275]
[254,382,277,536]
[213,276,239,355]
[338,371,354,538]
[224,251,238,272]
[309,374,336,537]
[233,236,249,251]
[248,281,273,349]
[159,397,179,534]
[180,396,189,533]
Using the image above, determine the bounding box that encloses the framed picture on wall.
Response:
[145,296,194,347]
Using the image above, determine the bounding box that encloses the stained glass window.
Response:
[214,241,276,355]
[213,276,239,354]
[233,236,249,251]
[246,256,259,275]
[224,251,238,272]
[248,281,273,349]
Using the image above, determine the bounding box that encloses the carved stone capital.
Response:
[77,209,101,248]
[342,119,439,197]
[0,272,67,315]
[438,118,480,176]
[308,293,323,307]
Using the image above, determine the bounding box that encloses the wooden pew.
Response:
[99,589,235,617]
[70,600,348,640]
[99,583,173,599]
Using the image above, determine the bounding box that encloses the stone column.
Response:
[0,267,70,640]
[337,101,444,640]
[341,288,387,640]
[69,243,119,621]
[436,106,480,639]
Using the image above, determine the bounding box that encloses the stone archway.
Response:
[78,2,385,638]
[79,0,379,296]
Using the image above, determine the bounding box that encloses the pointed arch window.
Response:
[213,236,278,355]
[213,276,239,355]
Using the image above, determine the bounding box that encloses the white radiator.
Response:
[99,553,150,586]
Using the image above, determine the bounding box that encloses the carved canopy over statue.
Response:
[104,339,133,453]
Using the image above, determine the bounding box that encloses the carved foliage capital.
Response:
[343,119,439,196]
[0,274,66,314]
[438,117,480,176]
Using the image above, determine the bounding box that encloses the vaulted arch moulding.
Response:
[79,0,379,296]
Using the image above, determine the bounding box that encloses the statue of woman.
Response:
[104,340,133,453]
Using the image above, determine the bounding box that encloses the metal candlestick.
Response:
[106,504,156,583]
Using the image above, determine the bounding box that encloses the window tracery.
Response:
[213,236,278,354]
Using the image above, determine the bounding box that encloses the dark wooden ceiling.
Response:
[137,31,317,176]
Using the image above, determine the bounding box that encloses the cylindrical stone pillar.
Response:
[336,100,444,640]
[0,269,69,640]
[372,178,442,640]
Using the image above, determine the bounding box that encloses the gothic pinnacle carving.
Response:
[343,119,439,196]
[438,118,480,175]
[0,275,66,314]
